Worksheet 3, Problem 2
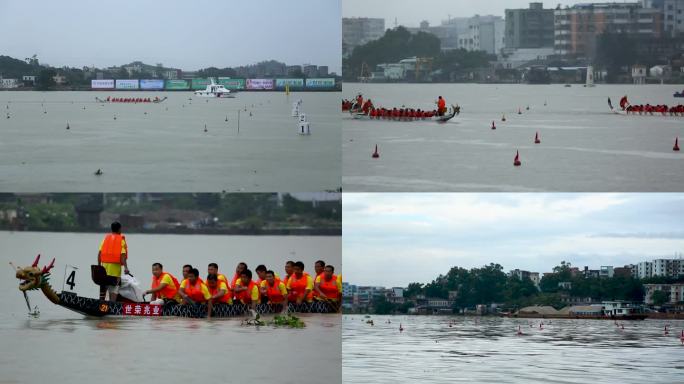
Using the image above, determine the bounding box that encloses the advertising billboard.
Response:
[275,78,304,89]
[246,79,274,90]
[165,80,189,90]
[217,78,245,90]
[191,78,211,90]
[91,79,115,89]
[305,78,336,88]
[115,79,139,90]
[140,79,164,90]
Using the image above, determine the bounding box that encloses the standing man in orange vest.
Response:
[436,96,446,116]
[97,222,129,301]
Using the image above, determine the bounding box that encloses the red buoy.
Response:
[680,330,684,344]
[664,325,669,335]
[518,108,522,115]
[372,144,380,158]
[517,325,523,336]
[491,121,496,130]
[514,150,521,167]
[534,132,540,144]
[674,137,680,151]
[399,323,404,332]
[502,114,506,122]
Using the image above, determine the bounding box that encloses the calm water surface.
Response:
[343,84,684,192]
[0,231,341,384]
[343,315,684,383]
[0,91,340,192]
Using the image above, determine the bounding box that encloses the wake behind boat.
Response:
[14,255,337,319]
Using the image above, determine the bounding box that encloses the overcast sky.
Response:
[0,0,341,72]
[344,0,587,27]
[344,194,684,287]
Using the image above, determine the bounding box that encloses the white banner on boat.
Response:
[62,264,79,293]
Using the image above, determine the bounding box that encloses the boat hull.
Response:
[349,105,459,123]
[194,92,235,98]
[57,291,336,318]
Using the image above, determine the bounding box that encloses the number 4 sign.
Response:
[62,265,78,292]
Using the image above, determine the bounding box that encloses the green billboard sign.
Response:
[165,80,189,90]
[218,78,245,90]
[191,78,211,90]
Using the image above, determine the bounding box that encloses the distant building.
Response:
[509,269,541,288]
[302,64,318,77]
[410,15,504,54]
[52,74,66,85]
[343,17,386,55]
[554,2,663,59]
[600,266,614,278]
[662,0,684,37]
[22,75,36,85]
[317,65,329,76]
[505,3,555,50]
[164,70,180,80]
[558,281,573,290]
[614,265,633,278]
[644,283,684,304]
[583,266,600,279]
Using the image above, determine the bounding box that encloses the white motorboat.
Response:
[194,80,236,98]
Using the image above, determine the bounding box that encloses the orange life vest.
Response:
[230,273,240,288]
[183,279,208,303]
[288,272,312,302]
[263,279,286,304]
[317,274,340,300]
[438,99,446,110]
[312,272,324,299]
[207,282,232,304]
[100,233,126,264]
[235,280,258,304]
[151,272,179,300]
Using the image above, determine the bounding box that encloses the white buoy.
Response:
[298,113,310,135]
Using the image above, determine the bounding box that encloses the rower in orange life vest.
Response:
[286,261,314,304]
[145,262,181,303]
[361,99,374,115]
[97,221,129,301]
[254,264,279,286]
[230,262,248,290]
[314,265,342,303]
[179,268,213,317]
[259,270,288,311]
[283,260,294,287]
[355,93,364,110]
[181,264,193,280]
[312,260,325,300]
[436,96,446,116]
[207,263,228,288]
[206,273,232,305]
[233,269,260,311]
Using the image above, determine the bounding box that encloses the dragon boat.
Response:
[14,255,337,318]
[349,104,460,123]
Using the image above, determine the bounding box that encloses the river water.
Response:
[343,315,684,383]
[343,84,684,192]
[0,231,341,384]
[0,91,340,192]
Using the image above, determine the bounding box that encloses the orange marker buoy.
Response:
[534,132,540,144]
[372,144,380,159]
[674,137,680,151]
[491,121,496,130]
[514,150,521,167]
[518,108,522,115]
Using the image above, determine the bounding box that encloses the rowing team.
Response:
[106,96,159,103]
[363,107,440,120]
[145,260,341,312]
[624,104,684,115]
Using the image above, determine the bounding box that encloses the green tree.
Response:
[372,295,396,314]
[36,68,56,90]
[652,290,669,306]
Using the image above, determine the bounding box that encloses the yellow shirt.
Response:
[234,279,260,302]
[260,280,288,297]
[180,278,211,301]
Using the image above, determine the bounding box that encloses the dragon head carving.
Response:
[14,254,55,292]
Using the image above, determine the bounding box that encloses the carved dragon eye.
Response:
[27,272,34,277]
